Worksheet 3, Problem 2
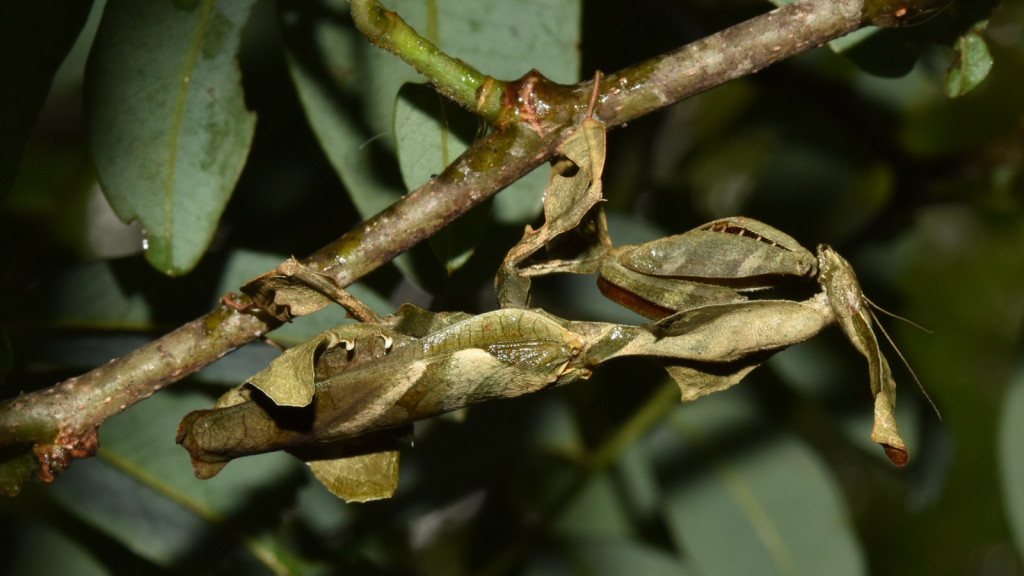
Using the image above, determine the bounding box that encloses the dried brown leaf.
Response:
[497,118,607,308]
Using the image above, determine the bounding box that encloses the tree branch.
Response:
[0,0,871,488]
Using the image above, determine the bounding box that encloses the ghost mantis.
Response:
[503,212,928,467]
[505,214,924,455]
[178,110,930,502]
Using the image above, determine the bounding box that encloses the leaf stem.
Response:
[348,0,507,123]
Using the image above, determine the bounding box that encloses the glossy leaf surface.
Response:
[86,0,257,275]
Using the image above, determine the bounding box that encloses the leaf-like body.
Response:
[621,217,817,281]
[597,217,816,318]
[241,256,382,324]
[177,309,583,483]
[626,301,828,364]
[308,451,400,503]
[247,323,389,407]
[663,357,765,403]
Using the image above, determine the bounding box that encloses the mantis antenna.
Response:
[866,306,942,421]
[864,296,933,333]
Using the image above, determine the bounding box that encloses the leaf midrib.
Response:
[163,0,217,264]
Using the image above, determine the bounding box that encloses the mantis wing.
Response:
[619,216,817,282]
[597,254,744,320]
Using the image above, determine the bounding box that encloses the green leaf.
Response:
[662,389,866,576]
[615,441,662,520]
[944,32,993,98]
[553,471,635,540]
[279,0,412,222]
[50,390,304,569]
[8,519,111,576]
[86,0,257,276]
[0,0,94,203]
[999,365,1024,559]
[394,82,492,273]
[892,207,1024,568]
[279,0,578,282]
[394,82,477,196]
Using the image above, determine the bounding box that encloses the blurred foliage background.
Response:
[2,0,1024,574]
